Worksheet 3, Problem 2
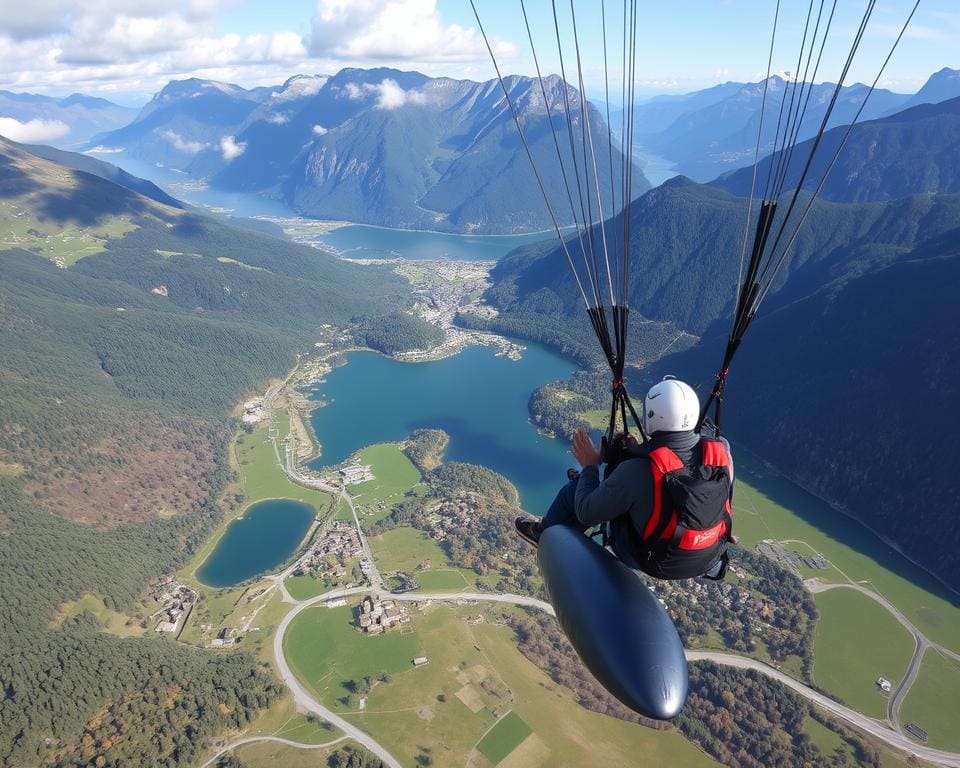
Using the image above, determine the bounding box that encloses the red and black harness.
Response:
[626,438,734,581]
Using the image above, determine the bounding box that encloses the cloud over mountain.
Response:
[219,134,246,160]
[343,78,428,109]
[0,116,69,142]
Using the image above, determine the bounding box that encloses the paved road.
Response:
[273,588,404,768]
[200,734,348,768]
[390,590,555,615]
[806,580,931,732]
[686,651,960,768]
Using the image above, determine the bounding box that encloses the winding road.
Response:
[805,579,935,733]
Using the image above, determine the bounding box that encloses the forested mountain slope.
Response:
[0,143,408,766]
[715,96,960,203]
[476,177,960,360]
[92,68,649,233]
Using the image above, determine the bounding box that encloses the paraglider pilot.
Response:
[516,376,735,581]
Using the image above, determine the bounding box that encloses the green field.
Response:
[370,526,452,572]
[284,604,421,703]
[236,416,335,511]
[231,739,343,768]
[899,650,960,750]
[284,602,721,767]
[477,712,532,764]
[733,453,960,653]
[285,574,331,601]
[0,198,138,266]
[812,589,915,717]
[415,569,471,591]
[350,443,421,521]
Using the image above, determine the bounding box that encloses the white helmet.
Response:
[643,376,699,434]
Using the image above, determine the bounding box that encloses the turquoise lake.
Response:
[307,344,577,513]
[197,499,315,587]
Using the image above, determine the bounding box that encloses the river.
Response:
[306,344,577,514]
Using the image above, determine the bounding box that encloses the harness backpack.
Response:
[627,438,733,580]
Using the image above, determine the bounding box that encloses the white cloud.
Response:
[158,128,208,153]
[310,0,515,62]
[341,78,426,109]
[219,134,246,160]
[60,14,196,63]
[343,82,365,100]
[0,116,70,142]
[312,124,328,135]
[374,78,425,109]
[1,0,230,41]
[265,112,288,125]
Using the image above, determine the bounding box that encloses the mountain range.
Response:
[630,67,960,183]
[478,95,960,590]
[90,68,650,233]
[0,90,137,148]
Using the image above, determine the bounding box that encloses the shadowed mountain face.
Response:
[92,68,650,233]
[650,229,960,592]
[22,141,182,208]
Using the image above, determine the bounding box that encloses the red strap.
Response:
[642,447,684,540]
[701,439,730,468]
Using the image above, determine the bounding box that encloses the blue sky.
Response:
[0,1,955,105]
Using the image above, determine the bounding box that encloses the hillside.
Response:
[0,142,408,765]
[632,76,908,182]
[92,68,650,233]
[715,96,960,203]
